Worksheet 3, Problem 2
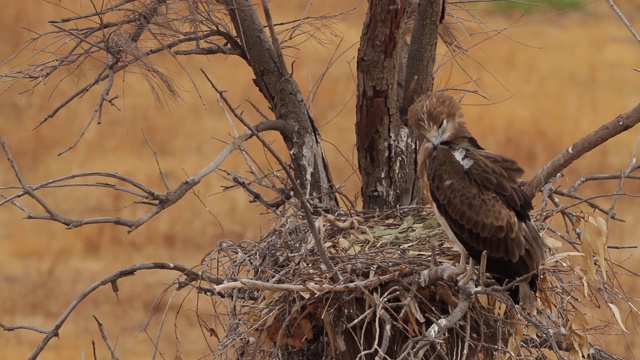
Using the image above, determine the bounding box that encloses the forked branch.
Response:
[0,119,284,232]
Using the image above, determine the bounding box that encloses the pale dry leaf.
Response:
[347,244,361,255]
[582,214,608,280]
[570,308,589,332]
[572,332,589,359]
[494,301,507,317]
[608,303,629,333]
[338,237,350,249]
[543,251,584,267]
[408,295,426,323]
[569,310,590,358]
[568,348,581,360]
[398,216,414,231]
[580,234,597,281]
[477,294,489,308]
[371,225,401,237]
[543,234,563,248]
[263,290,277,301]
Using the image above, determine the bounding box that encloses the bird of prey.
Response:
[408,92,546,308]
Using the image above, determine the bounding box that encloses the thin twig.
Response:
[142,129,171,192]
[604,0,640,45]
[93,315,119,360]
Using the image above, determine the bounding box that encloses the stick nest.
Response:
[186,206,626,360]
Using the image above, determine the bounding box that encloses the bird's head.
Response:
[408,92,471,148]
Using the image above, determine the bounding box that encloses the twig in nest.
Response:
[208,271,408,294]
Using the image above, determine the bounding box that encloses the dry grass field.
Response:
[0,1,639,359]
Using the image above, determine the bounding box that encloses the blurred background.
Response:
[0,0,638,358]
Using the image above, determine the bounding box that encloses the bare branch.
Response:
[0,120,284,231]
[0,323,50,335]
[0,262,220,360]
[201,71,341,281]
[525,102,640,198]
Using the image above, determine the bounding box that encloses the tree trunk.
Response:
[356,0,441,210]
[221,0,337,209]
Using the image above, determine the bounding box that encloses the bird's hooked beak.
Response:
[426,118,448,148]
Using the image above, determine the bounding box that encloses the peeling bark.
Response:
[356,0,441,209]
[221,0,337,209]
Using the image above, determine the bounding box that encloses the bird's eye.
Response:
[439,119,448,131]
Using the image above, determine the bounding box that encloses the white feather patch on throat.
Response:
[452,148,474,169]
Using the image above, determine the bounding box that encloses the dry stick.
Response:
[58,56,119,155]
[606,143,640,225]
[14,262,220,360]
[127,121,283,232]
[0,323,49,334]
[0,171,157,206]
[551,188,624,222]
[201,71,341,282]
[524,102,640,199]
[93,316,119,360]
[0,137,68,220]
[142,129,171,192]
[604,0,640,45]
[260,0,286,69]
[569,173,640,193]
[208,271,406,294]
[150,290,178,360]
[50,0,137,23]
[91,340,98,360]
[399,281,474,359]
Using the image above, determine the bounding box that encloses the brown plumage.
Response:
[409,92,546,307]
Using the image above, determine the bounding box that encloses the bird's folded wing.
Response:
[427,147,529,263]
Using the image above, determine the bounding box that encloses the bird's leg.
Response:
[479,251,489,286]
[445,249,475,284]
[457,256,476,287]
[456,249,467,273]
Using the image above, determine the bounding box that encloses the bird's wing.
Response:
[427,147,542,267]
[465,150,532,221]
